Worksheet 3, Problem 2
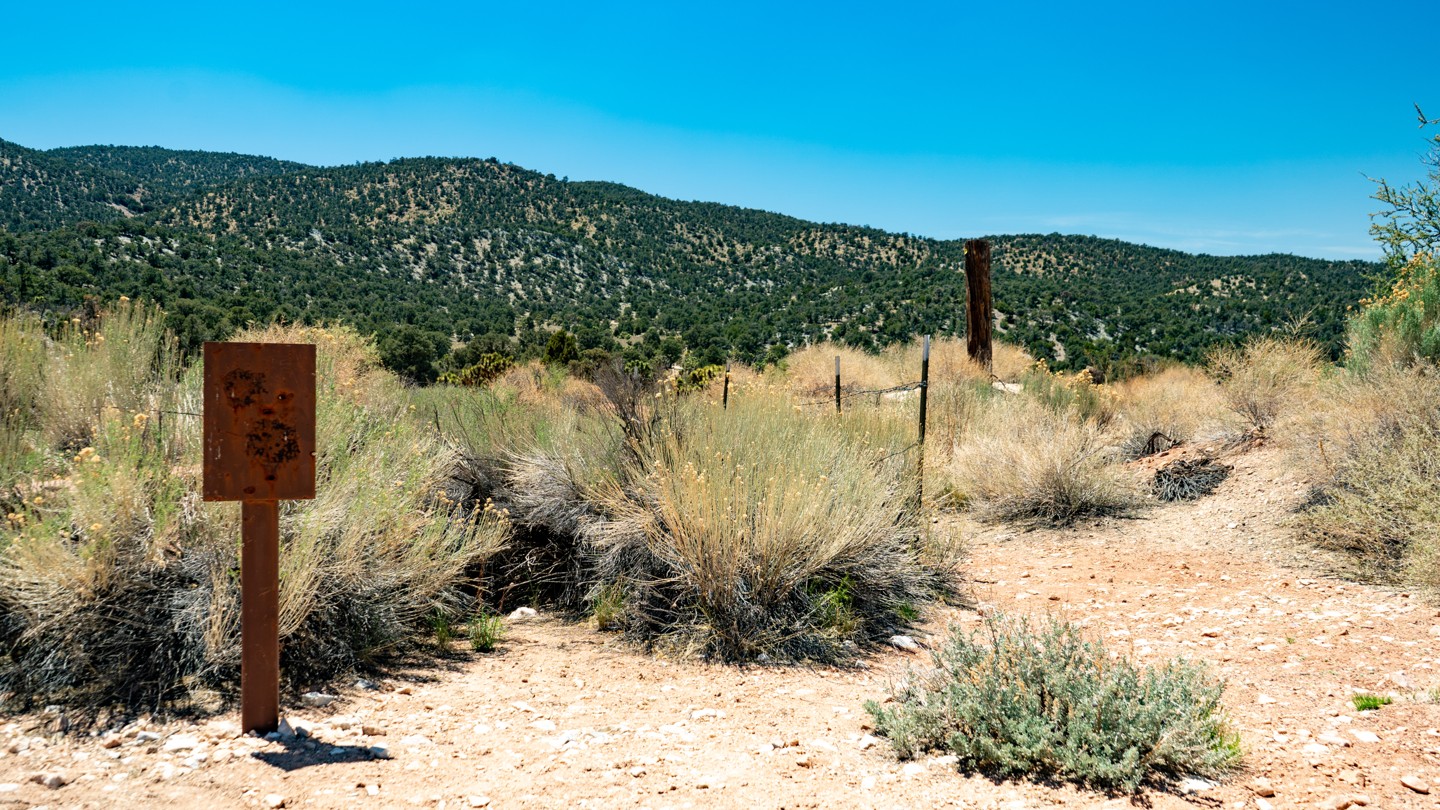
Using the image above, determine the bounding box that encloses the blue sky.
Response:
[3,1,1435,259]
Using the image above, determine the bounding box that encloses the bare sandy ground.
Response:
[2,446,1439,809]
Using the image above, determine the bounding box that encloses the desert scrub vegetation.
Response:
[865,613,1241,793]
[583,395,942,660]
[1207,335,1324,438]
[946,393,1139,526]
[1112,366,1231,458]
[1347,253,1440,370]
[1290,366,1440,587]
[0,306,508,712]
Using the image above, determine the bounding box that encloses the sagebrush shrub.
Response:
[865,613,1241,793]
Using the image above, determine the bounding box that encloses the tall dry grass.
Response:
[0,310,508,711]
[1111,366,1232,458]
[583,395,938,660]
[947,396,1140,526]
[1207,336,1325,437]
[1290,366,1440,587]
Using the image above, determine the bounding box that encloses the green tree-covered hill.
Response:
[0,138,1377,372]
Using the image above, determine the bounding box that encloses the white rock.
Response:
[135,730,162,742]
[628,766,646,777]
[861,776,876,789]
[1256,694,1277,705]
[300,692,337,708]
[1256,798,1275,810]
[0,784,18,793]
[901,762,926,777]
[1179,777,1218,794]
[369,742,392,760]
[1349,729,1380,743]
[354,678,381,691]
[529,719,557,732]
[508,607,538,621]
[1318,733,1351,747]
[1302,742,1329,756]
[399,734,434,747]
[262,794,287,808]
[857,734,880,751]
[689,709,724,721]
[162,734,201,752]
[889,635,920,652]
[467,797,491,808]
[35,772,70,789]
[1400,774,1430,794]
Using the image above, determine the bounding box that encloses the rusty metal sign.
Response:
[202,341,316,735]
[203,342,316,502]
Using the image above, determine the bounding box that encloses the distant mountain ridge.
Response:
[0,137,1376,370]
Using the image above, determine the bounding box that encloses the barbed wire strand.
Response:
[795,380,926,406]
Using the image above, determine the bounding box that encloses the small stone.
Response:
[689,709,724,721]
[857,734,879,751]
[466,796,491,808]
[399,734,434,747]
[794,755,815,768]
[355,678,380,691]
[34,772,70,790]
[1302,742,1329,756]
[1256,694,1277,705]
[1255,799,1274,810]
[135,730,162,742]
[1319,797,1353,810]
[888,635,920,652]
[163,733,201,752]
[901,762,925,777]
[1318,733,1351,747]
[300,692,337,708]
[0,784,18,793]
[1349,729,1380,743]
[508,607,538,621]
[1252,776,1276,797]
[369,743,392,760]
[100,734,123,749]
[1201,628,1221,638]
[262,794,287,808]
[1401,775,1430,794]
[394,685,414,695]
[629,766,646,777]
[362,724,386,736]
[1179,777,1217,794]
[529,719,557,732]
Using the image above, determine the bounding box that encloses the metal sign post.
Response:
[202,342,316,735]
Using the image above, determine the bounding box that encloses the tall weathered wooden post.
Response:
[965,239,993,372]
[203,342,316,735]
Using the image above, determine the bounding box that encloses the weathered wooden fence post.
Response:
[722,362,731,410]
[834,355,842,414]
[917,335,930,511]
[204,342,317,735]
[965,239,993,372]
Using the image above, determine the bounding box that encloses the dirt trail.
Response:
[3,446,1439,809]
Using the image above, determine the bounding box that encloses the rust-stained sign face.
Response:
[203,342,316,502]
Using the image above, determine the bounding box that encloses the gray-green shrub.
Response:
[864,613,1241,793]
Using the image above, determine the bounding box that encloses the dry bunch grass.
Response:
[0,313,509,712]
[583,396,938,660]
[1112,366,1232,458]
[947,396,1140,526]
[1207,336,1325,437]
